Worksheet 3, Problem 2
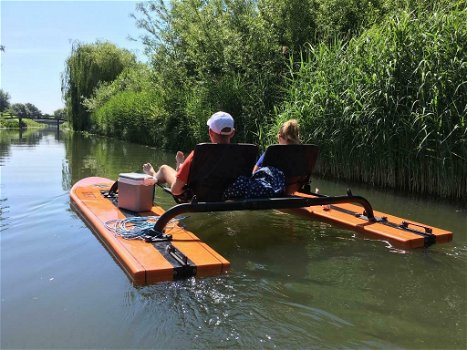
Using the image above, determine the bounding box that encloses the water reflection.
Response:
[1,128,465,349]
[61,132,173,188]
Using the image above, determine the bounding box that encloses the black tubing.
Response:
[152,195,375,235]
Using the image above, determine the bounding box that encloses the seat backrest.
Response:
[187,143,259,201]
[261,144,320,193]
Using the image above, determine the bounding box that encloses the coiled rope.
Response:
[105,216,181,240]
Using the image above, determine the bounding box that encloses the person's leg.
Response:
[154,164,177,187]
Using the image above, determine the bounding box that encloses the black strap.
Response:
[108,181,118,195]
[157,183,193,204]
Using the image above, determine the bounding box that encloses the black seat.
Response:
[151,143,377,235]
[186,143,258,201]
[261,144,320,193]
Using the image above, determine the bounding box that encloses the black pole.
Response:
[152,195,375,235]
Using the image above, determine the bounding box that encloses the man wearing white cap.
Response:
[143,111,235,196]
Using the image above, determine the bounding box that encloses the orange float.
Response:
[291,191,453,249]
[70,177,229,285]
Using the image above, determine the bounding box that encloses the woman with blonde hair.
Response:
[252,119,301,172]
[223,119,300,200]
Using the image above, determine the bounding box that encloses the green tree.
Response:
[24,103,42,118]
[260,0,318,52]
[0,89,10,114]
[53,108,66,120]
[134,0,288,144]
[9,103,27,118]
[83,63,154,113]
[61,41,136,131]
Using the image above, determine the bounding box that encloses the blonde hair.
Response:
[279,119,300,144]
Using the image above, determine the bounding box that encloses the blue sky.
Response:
[1,0,147,114]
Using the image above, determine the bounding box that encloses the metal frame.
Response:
[147,143,377,239]
[150,192,375,235]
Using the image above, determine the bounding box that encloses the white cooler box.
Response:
[118,173,156,212]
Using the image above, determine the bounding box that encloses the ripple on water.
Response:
[2,130,465,349]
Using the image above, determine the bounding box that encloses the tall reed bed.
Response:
[92,91,172,148]
[278,9,467,201]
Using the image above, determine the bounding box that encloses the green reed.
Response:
[278,8,467,201]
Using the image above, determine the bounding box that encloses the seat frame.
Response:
[150,143,375,236]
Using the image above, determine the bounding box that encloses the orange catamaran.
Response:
[70,144,452,285]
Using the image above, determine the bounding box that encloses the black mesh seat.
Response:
[185,143,258,201]
[261,144,320,193]
[152,143,376,234]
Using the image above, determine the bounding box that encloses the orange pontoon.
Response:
[291,191,452,249]
[70,177,229,285]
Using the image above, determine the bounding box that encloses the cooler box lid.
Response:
[118,172,155,186]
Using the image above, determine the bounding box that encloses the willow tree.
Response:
[61,41,136,131]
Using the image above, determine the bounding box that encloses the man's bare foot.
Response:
[175,151,185,170]
[143,163,156,177]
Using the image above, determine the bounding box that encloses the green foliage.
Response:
[0,118,20,128]
[260,0,318,51]
[0,89,11,113]
[24,103,42,118]
[0,117,44,129]
[83,63,155,113]
[134,0,288,147]
[92,90,174,147]
[315,0,385,41]
[61,41,136,131]
[53,108,66,120]
[278,7,467,200]
[23,118,45,128]
[9,103,28,118]
[8,102,42,118]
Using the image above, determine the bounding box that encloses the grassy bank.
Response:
[0,115,46,129]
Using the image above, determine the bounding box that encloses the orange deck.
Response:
[70,177,230,285]
[71,177,453,285]
[293,192,453,249]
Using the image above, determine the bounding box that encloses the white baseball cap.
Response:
[207,111,235,135]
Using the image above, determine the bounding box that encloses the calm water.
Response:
[1,128,466,349]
